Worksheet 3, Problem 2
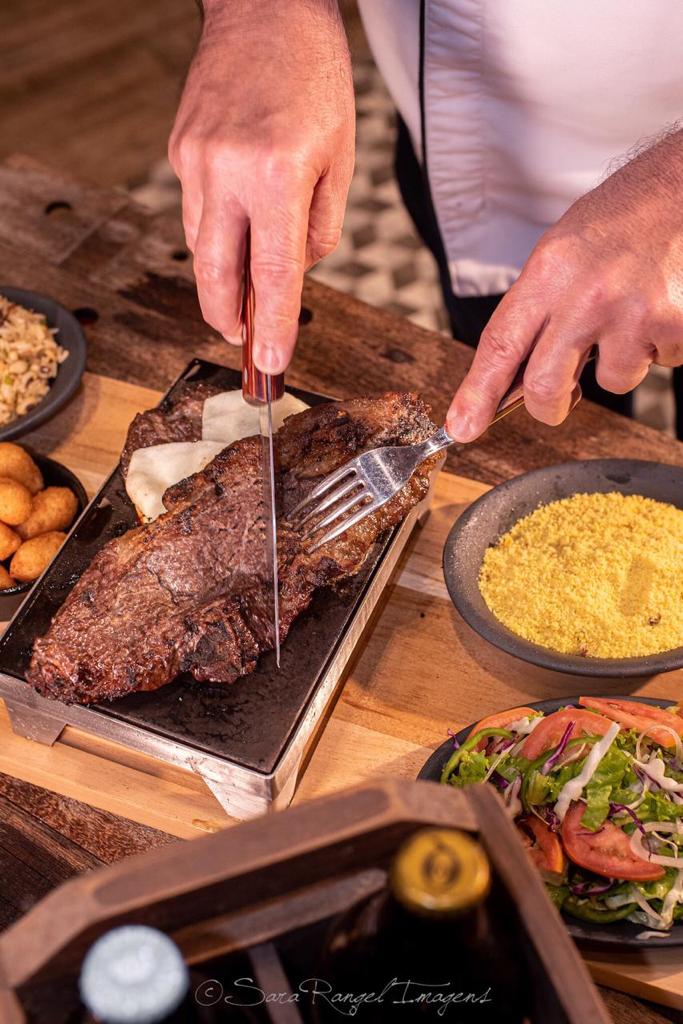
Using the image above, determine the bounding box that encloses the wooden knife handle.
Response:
[241,232,285,404]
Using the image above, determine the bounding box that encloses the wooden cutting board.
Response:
[1,371,682,1010]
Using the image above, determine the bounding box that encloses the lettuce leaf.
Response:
[525,759,583,809]
[635,869,677,900]
[449,750,490,786]
[614,729,639,755]
[638,790,683,824]
[496,755,528,783]
[579,747,630,831]
[546,884,569,911]
[581,783,612,831]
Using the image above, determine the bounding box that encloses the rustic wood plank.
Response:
[0,155,130,263]
[0,790,98,881]
[600,989,680,1024]
[0,702,230,840]
[0,1,198,187]
[0,774,171,864]
[587,950,683,1017]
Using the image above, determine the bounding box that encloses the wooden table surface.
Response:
[0,154,681,1023]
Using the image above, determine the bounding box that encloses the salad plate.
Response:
[419,696,683,950]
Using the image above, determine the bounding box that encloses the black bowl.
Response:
[0,452,88,619]
[418,695,683,950]
[443,459,683,677]
[0,287,87,441]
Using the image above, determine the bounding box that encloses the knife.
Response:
[241,232,284,667]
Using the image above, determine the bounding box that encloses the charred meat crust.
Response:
[28,391,438,704]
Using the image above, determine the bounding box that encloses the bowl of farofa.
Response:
[443,459,683,677]
[0,287,87,440]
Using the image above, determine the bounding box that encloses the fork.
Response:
[288,360,541,552]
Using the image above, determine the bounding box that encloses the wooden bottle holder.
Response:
[0,779,610,1023]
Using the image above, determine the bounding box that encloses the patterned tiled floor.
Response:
[131,56,674,435]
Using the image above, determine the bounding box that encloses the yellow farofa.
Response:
[0,295,68,427]
[478,492,683,658]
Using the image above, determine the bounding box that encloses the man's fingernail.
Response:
[569,385,583,412]
[255,344,284,374]
[447,414,478,443]
[223,332,242,347]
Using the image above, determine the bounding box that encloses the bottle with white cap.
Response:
[79,925,219,1024]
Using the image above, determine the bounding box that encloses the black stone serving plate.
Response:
[0,287,87,440]
[418,695,683,951]
[443,459,683,677]
[0,360,432,820]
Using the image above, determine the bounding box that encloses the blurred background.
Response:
[2,0,674,433]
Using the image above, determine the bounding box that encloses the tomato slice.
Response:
[579,696,683,749]
[561,801,665,882]
[520,707,613,760]
[517,816,566,884]
[468,706,536,751]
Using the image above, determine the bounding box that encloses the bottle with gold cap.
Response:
[311,827,529,1023]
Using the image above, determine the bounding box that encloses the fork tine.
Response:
[302,488,371,540]
[297,476,363,527]
[288,464,357,520]
[308,498,380,552]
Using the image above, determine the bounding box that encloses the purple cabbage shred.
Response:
[541,722,575,775]
[569,879,614,897]
[489,771,510,791]
[541,807,561,833]
[610,802,646,835]
[447,728,460,750]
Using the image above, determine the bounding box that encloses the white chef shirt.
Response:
[357,0,683,296]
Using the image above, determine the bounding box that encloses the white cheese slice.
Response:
[201,390,309,443]
[125,390,311,523]
[553,721,620,822]
[126,441,226,522]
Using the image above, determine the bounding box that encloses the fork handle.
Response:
[423,369,526,455]
[436,347,597,448]
[489,360,528,426]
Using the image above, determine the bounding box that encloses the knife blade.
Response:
[259,377,281,666]
[241,232,284,667]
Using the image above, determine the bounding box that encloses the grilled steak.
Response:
[28,391,438,704]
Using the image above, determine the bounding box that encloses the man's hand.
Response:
[447,128,683,441]
[169,0,354,373]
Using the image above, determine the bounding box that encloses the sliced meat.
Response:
[28,391,438,704]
